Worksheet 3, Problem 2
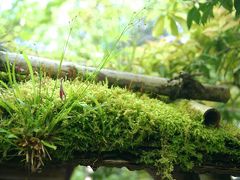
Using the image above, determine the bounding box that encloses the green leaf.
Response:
[152,16,165,37]
[187,6,201,29]
[0,100,13,115]
[22,52,37,102]
[234,0,240,17]
[173,15,187,31]
[169,17,179,36]
[0,128,18,139]
[22,52,35,84]
[12,60,17,85]
[233,66,240,86]
[0,80,9,89]
[5,55,13,85]
[41,140,57,150]
[199,3,214,24]
[220,0,233,11]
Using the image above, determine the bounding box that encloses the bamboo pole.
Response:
[188,101,221,128]
[173,100,221,128]
[0,51,230,102]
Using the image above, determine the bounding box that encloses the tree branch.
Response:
[0,51,230,102]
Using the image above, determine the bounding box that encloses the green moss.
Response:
[0,78,239,179]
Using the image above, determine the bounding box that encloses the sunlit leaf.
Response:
[173,15,187,31]
[22,52,35,84]
[169,17,179,36]
[152,16,165,37]
[41,140,57,150]
[0,80,9,89]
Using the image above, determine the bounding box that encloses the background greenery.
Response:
[0,0,240,179]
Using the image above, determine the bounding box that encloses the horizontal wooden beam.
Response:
[0,51,230,102]
[1,150,238,175]
[0,154,239,180]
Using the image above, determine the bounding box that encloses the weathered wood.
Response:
[0,51,230,102]
[1,154,239,180]
[0,164,70,180]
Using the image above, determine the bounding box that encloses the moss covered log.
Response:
[0,78,239,179]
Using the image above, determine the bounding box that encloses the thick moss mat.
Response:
[0,78,239,179]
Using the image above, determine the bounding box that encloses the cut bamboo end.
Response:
[188,101,221,128]
[203,108,221,128]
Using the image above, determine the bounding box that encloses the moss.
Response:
[0,78,240,179]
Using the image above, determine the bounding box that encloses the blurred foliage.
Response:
[71,166,152,180]
[0,0,240,179]
[185,0,240,28]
